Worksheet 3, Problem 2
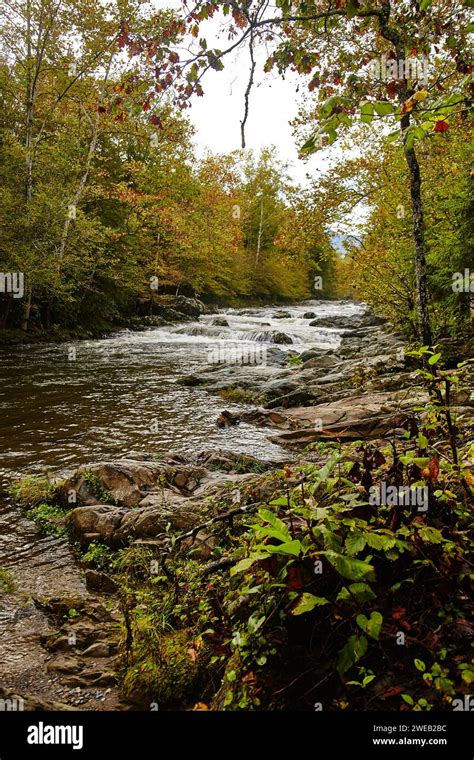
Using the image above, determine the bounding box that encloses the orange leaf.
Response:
[427,455,440,482]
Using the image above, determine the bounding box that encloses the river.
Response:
[0,299,364,704]
[0,299,364,479]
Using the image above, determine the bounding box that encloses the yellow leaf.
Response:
[414,90,429,102]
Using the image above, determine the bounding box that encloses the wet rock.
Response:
[211,316,229,327]
[310,312,387,330]
[302,312,316,319]
[266,346,291,366]
[46,656,81,675]
[216,410,240,427]
[298,348,325,362]
[239,408,290,429]
[264,389,427,446]
[260,377,300,400]
[265,389,318,410]
[169,296,204,319]
[116,502,203,543]
[195,449,277,472]
[62,460,164,507]
[273,311,292,319]
[85,570,118,594]
[273,331,293,344]
[302,354,339,370]
[127,315,168,329]
[80,642,110,658]
[160,307,193,323]
[68,505,128,544]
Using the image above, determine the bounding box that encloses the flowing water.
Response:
[0,299,364,698]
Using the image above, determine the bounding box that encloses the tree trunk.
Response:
[58,57,112,264]
[21,286,32,331]
[403,144,432,346]
[255,197,264,267]
[0,295,12,329]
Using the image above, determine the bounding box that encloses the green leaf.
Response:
[345,533,367,555]
[325,551,376,582]
[417,433,429,449]
[402,693,415,705]
[300,134,317,155]
[265,539,301,557]
[346,0,359,18]
[319,95,349,118]
[414,659,426,672]
[356,611,383,640]
[420,0,433,8]
[254,526,291,543]
[337,635,368,676]
[374,101,394,116]
[230,552,269,576]
[428,352,442,365]
[291,592,329,616]
[417,526,444,544]
[360,102,374,124]
[365,532,396,552]
[337,583,376,603]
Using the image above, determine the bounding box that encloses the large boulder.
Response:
[167,296,204,319]
[261,389,427,446]
[273,331,293,344]
[68,505,128,544]
[310,312,387,330]
[61,460,207,507]
[62,460,163,507]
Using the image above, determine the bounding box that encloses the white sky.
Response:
[188,46,334,185]
[153,0,335,185]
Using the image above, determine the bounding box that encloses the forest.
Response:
[0,0,473,741]
[0,0,471,342]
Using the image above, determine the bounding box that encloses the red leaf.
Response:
[427,455,440,482]
[434,120,449,132]
[383,686,403,699]
[391,606,406,620]
[287,567,304,590]
[386,80,397,98]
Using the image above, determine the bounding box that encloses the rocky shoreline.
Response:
[2,303,473,710]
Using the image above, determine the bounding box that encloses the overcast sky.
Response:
[153,0,335,186]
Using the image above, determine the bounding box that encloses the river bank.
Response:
[1,300,472,711]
